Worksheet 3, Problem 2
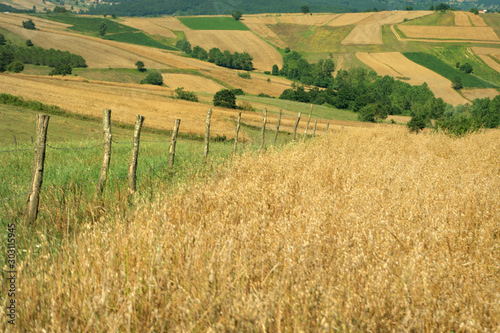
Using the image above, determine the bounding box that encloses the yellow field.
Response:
[119,17,177,38]
[356,52,469,105]
[327,12,375,26]
[397,25,499,41]
[276,13,341,25]
[242,16,287,48]
[4,126,499,331]
[468,12,489,27]
[184,30,283,71]
[454,11,472,26]
[472,47,500,73]
[462,88,500,100]
[4,0,55,11]
[341,11,430,45]
[161,73,224,93]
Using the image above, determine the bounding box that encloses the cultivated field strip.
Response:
[356,52,469,105]
[454,11,473,26]
[472,47,500,73]
[0,13,69,31]
[119,17,177,39]
[5,127,499,331]
[161,73,225,94]
[398,25,499,41]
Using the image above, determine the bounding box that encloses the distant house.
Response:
[478,10,488,14]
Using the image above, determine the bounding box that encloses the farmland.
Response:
[177,16,249,30]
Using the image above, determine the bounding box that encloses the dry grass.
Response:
[454,11,472,27]
[119,17,177,38]
[3,127,499,331]
[472,47,500,73]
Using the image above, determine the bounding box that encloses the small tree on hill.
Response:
[26,39,33,47]
[22,19,36,30]
[301,5,310,14]
[232,10,242,21]
[213,89,236,109]
[140,72,163,86]
[135,60,146,72]
[407,113,428,133]
[98,22,107,38]
[452,77,463,90]
[49,63,72,76]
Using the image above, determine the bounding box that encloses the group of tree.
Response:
[140,71,163,85]
[176,39,253,71]
[271,51,335,88]
[22,19,36,30]
[0,40,87,73]
[232,10,242,20]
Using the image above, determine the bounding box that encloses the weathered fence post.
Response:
[233,112,241,154]
[26,114,50,225]
[312,119,318,139]
[261,108,267,150]
[204,108,212,160]
[13,136,17,147]
[128,114,144,195]
[302,105,313,143]
[273,109,282,146]
[168,119,181,168]
[325,122,330,134]
[292,112,301,142]
[96,109,112,200]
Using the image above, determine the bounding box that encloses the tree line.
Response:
[176,39,253,71]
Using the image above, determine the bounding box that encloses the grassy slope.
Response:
[401,10,455,26]
[177,16,249,30]
[482,13,500,37]
[403,52,498,88]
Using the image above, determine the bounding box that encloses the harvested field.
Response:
[5,0,55,11]
[243,21,287,48]
[342,11,430,45]
[397,26,499,41]
[461,88,500,100]
[356,52,468,105]
[162,73,224,93]
[185,30,283,71]
[454,11,472,26]
[468,12,489,27]
[0,13,70,31]
[0,74,246,137]
[119,17,177,38]
[327,12,375,26]
[277,13,341,26]
[472,47,500,73]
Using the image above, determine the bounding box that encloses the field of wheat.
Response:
[2,126,499,331]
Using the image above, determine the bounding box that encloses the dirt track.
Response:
[356,52,469,105]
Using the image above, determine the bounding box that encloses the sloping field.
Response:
[472,47,500,73]
[162,73,224,93]
[327,12,375,26]
[462,88,500,100]
[356,52,468,105]
[7,126,500,331]
[242,19,287,48]
[119,17,177,38]
[0,13,70,31]
[5,0,55,11]
[184,30,283,71]
[398,26,499,41]
[454,11,472,26]
[277,13,341,25]
[342,11,430,45]
[0,74,246,137]
[468,12,488,27]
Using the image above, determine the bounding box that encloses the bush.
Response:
[214,134,227,142]
[0,34,6,46]
[231,88,245,95]
[238,100,254,111]
[174,87,198,102]
[407,113,428,133]
[25,39,33,47]
[7,61,24,73]
[22,19,36,30]
[213,89,236,109]
[176,39,192,54]
[49,63,72,76]
[238,71,251,79]
[452,77,463,90]
[135,60,146,72]
[140,72,163,85]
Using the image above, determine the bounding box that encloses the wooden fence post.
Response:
[26,114,49,225]
[261,108,267,150]
[292,112,301,142]
[168,119,181,168]
[96,109,112,200]
[325,122,330,134]
[302,105,313,143]
[312,119,317,139]
[13,136,17,147]
[233,112,241,154]
[273,109,282,146]
[128,114,144,195]
[204,109,212,160]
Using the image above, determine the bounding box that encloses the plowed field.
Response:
[184,30,283,71]
[398,26,499,41]
[356,52,469,105]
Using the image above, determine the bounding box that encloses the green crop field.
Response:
[104,32,175,50]
[177,17,249,30]
[403,52,498,88]
[43,15,138,35]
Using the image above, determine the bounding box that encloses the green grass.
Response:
[403,52,498,88]
[104,32,175,50]
[482,13,500,38]
[43,15,138,35]
[177,17,249,30]
[401,10,454,26]
[0,27,26,46]
[238,95,359,122]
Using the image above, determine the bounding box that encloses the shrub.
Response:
[238,71,251,79]
[213,89,236,109]
[176,39,192,54]
[238,100,254,111]
[407,113,428,133]
[452,77,463,90]
[174,87,198,102]
[49,63,72,76]
[0,34,6,46]
[7,61,24,73]
[22,19,36,30]
[135,60,146,72]
[140,72,163,85]
[231,88,245,95]
[214,134,227,142]
[26,39,33,47]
